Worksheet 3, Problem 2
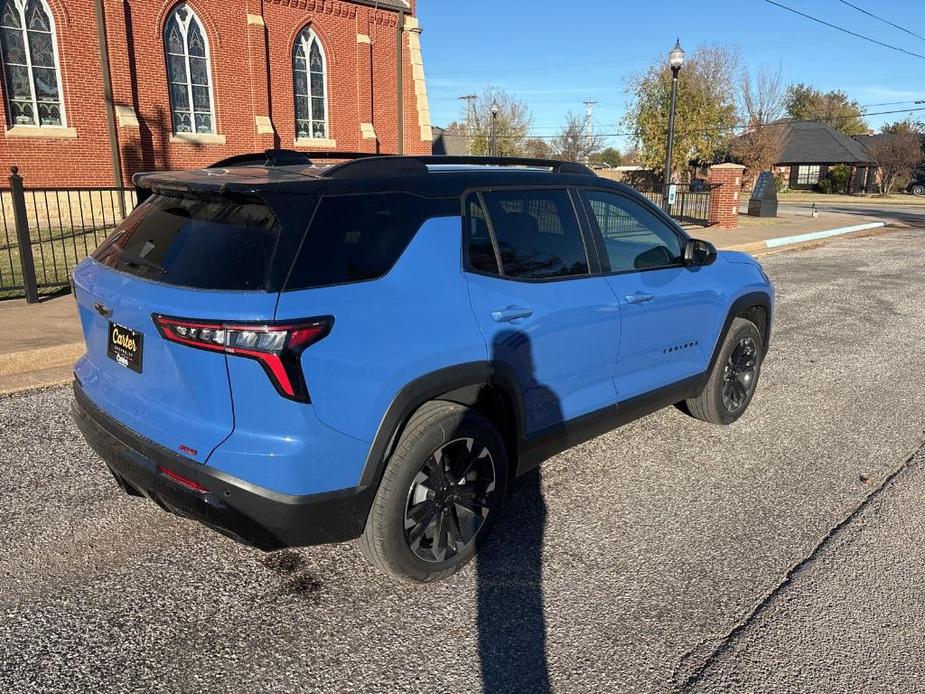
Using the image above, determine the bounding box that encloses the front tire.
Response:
[685,317,763,425]
[911,184,925,197]
[358,400,508,582]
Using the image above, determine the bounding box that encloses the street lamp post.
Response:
[663,39,685,211]
[490,102,499,157]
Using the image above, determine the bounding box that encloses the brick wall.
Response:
[0,0,432,188]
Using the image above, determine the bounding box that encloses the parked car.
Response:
[71,153,774,582]
[907,171,925,196]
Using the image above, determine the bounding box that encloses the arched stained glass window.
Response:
[164,3,215,134]
[293,27,327,140]
[0,0,65,127]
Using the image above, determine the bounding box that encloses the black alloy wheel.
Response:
[403,437,496,563]
[722,336,758,412]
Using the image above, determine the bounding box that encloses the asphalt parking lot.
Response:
[2,228,924,694]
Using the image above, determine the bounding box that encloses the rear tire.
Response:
[912,184,925,197]
[685,317,763,425]
[358,400,508,582]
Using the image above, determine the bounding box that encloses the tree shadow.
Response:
[476,328,558,693]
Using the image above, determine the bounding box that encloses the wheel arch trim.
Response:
[358,361,525,489]
[702,290,773,391]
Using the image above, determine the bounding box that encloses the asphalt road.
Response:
[2,228,924,693]
[755,200,924,228]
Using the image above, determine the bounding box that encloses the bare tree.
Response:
[867,131,925,194]
[731,66,787,183]
[463,86,532,157]
[553,111,604,162]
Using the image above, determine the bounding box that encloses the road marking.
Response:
[764,221,885,248]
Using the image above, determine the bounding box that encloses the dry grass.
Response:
[778,191,925,205]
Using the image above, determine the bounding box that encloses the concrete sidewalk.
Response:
[0,294,83,395]
[0,212,910,395]
[697,211,894,254]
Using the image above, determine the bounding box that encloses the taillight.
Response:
[152,314,333,402]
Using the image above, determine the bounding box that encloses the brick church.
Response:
[0,0,433,187]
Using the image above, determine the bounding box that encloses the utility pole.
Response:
[458,94,477,154]
[583,99,597,163]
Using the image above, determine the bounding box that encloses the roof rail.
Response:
[322,155,596,179]
[208,149,378,169]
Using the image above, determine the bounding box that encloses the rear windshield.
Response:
[284,193,457,290]
[93,192,281,291]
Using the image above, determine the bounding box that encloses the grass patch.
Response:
[0,227,111,300]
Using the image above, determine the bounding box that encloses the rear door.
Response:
[464,188,620,438]
[580,188,723,400]
[72,191,288,462]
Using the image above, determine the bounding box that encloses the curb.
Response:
[0,342,83,396]
[724,221,887,255]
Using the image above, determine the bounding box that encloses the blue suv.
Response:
[71,153,773,582]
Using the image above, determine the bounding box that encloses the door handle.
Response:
[625,292,655,305]
[491,306,534,323]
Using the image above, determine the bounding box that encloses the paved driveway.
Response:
[1,229,924,693]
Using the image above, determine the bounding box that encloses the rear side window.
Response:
[478,189,588,280]
[465,196,499,275]
[93,192,281,291]
[285,193,456,290]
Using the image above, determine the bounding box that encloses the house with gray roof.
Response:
[771,121,876,191]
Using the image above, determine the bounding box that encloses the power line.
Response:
[837,0,925,44]
[457,106,925,141]
[765,0,925,60]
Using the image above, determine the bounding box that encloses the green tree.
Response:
[785,84,868,136]
[623,44,739,179]
[523,137,552,159]
[881,118,924,136]
[593,147,623,167]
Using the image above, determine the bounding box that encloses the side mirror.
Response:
[683,238,717,266]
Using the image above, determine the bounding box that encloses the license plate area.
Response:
[107,321,143,373]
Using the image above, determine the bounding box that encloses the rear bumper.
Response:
[71,381,373,550]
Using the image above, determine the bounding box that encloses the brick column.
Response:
[707,163,745,229]
[355,32,378,153]
[245,2,276,150]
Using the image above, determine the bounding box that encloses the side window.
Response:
[464,194,499,275]
[584,190,683,272]
[481,189,589,280]
[286,193,456,290]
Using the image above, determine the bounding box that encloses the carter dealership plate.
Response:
[107,322,143,373]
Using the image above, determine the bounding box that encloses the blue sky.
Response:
[417,0,925,150]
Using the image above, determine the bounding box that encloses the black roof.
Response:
[431,126,469,156]
[772,121,874,165]
[133,153,620,199]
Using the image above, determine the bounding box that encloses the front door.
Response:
[580,188,723,401]
[463,188,620,438]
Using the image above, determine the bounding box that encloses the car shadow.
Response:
[474,328,559,694]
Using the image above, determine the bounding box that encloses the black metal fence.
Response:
[631,182,717,227]
[1,167,135,301]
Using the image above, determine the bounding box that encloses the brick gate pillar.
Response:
[707,163,745,229]
[245,2,276,150]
